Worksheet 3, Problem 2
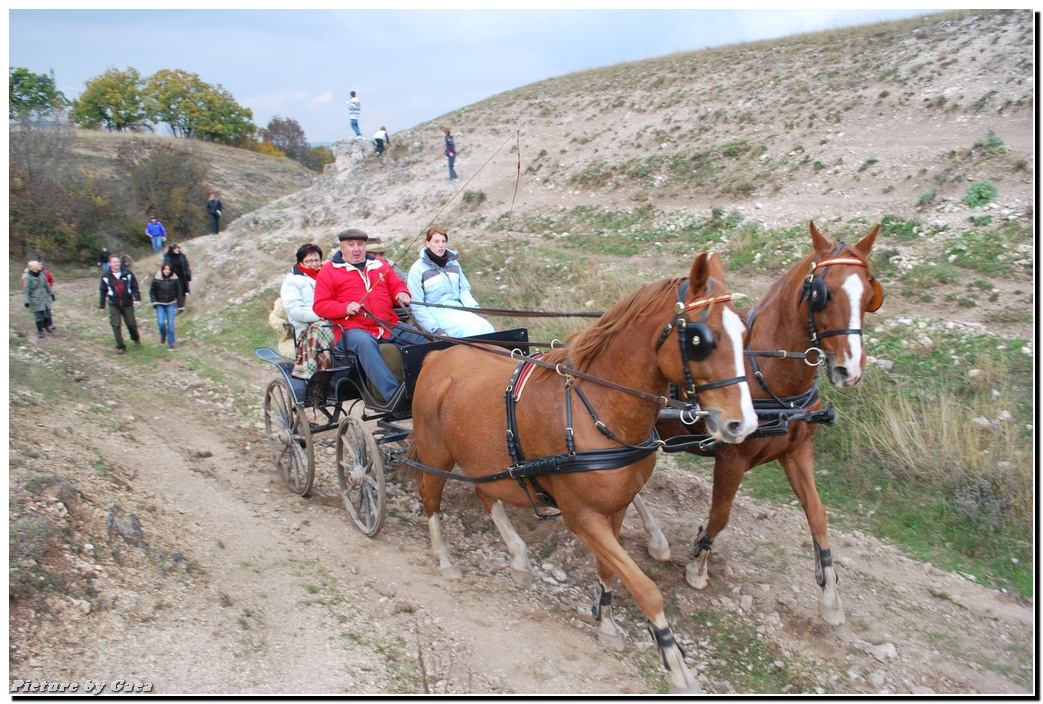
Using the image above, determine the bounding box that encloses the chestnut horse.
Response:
[406,251,757,693]
[639,221,883,626]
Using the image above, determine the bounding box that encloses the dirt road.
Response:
[8,276,1034,695]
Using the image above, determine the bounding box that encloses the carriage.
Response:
[252,230,883,693]
[254,325,531,537]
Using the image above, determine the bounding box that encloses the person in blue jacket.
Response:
[407,227,494,338]
[146,216,168,254]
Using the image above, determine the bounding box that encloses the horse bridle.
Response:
[656,281,748,401]
[800,242,884,345]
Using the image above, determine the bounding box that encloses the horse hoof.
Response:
[647,542,671,562]
[510,568,533,587]
[669,680,703,695]
[685,561,709,590]
[819,600,845,626]
[440,565,463,580]
[597,629,626,652]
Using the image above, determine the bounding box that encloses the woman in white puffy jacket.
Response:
[407,227,494,338]
[280,243,324,338]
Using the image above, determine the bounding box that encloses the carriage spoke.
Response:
[336,416,386,538]
[264,379,315,497]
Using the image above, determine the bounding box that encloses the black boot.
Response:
[36,321,45,338]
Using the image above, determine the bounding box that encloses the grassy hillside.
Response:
[67,130,317,225]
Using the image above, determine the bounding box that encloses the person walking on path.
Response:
[146,216,168,254]
[347,91,362,139]
[99,255,142,355]
[373,126,390,156]
[22,260,55,339]
[443,128,459,183]
[149,262,185,349]
[163,243,192,298]
[206,192,222,234]
[98,246,112,273]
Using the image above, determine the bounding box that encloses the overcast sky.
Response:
[10,8,941,145]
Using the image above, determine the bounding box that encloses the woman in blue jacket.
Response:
[407,227,494,338]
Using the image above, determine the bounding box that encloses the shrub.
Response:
[963,180,998,208]
[461,190,487,209]
[973,130,1007,156]
[916,190,937,208]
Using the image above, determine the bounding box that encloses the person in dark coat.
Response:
[99,255,142,354]
[149,262,185,349]
[98,246,111,273]
[206,192,222,234]
[163,243,192,296]
[443,128,459,183]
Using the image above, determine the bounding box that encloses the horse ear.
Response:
[688,252,713,296]
[809,221,832,258]
[855,224,880,257]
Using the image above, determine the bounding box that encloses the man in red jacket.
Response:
[312,228,427,404]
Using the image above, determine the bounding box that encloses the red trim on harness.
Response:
[514,353,544,401]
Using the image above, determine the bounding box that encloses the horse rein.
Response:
[409,300,603,319]
[362,308,703,413]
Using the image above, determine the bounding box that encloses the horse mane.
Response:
[542,277,683,373]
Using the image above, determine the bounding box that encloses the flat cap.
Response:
[338,228,369,241]
[365,236,387,253]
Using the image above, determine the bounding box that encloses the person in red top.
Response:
[312,227,427,404]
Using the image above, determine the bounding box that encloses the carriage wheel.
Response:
[335,415,386,538]
[263,379,315,497]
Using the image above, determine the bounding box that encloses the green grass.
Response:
[942,222,1033,276]
[708,322,1034,597]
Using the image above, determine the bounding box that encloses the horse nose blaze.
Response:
[721,308,757,441]
[836,274,866,380]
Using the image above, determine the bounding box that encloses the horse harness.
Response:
[395,279,751,518]
[800,240,884,345]
[661,250,886,454]
[498,280,749,518]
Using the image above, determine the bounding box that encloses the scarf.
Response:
[425,247,449,268]
[294,264,320,281]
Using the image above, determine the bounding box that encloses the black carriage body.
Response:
[256,327,530,416]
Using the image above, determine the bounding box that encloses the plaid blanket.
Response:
[292,323,334,379]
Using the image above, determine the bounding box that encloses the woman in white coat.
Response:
[407,227,494,338]
[280,243,324,339]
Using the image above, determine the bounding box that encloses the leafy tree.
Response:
[144,69,255,145]
[259,116,309,162]
[69,67,150,132]
[9,67,67,120]
[193,84,255,146]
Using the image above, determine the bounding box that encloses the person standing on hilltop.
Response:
[443,128,459,183]
[347,91,362,140]
[206,192,222,235]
